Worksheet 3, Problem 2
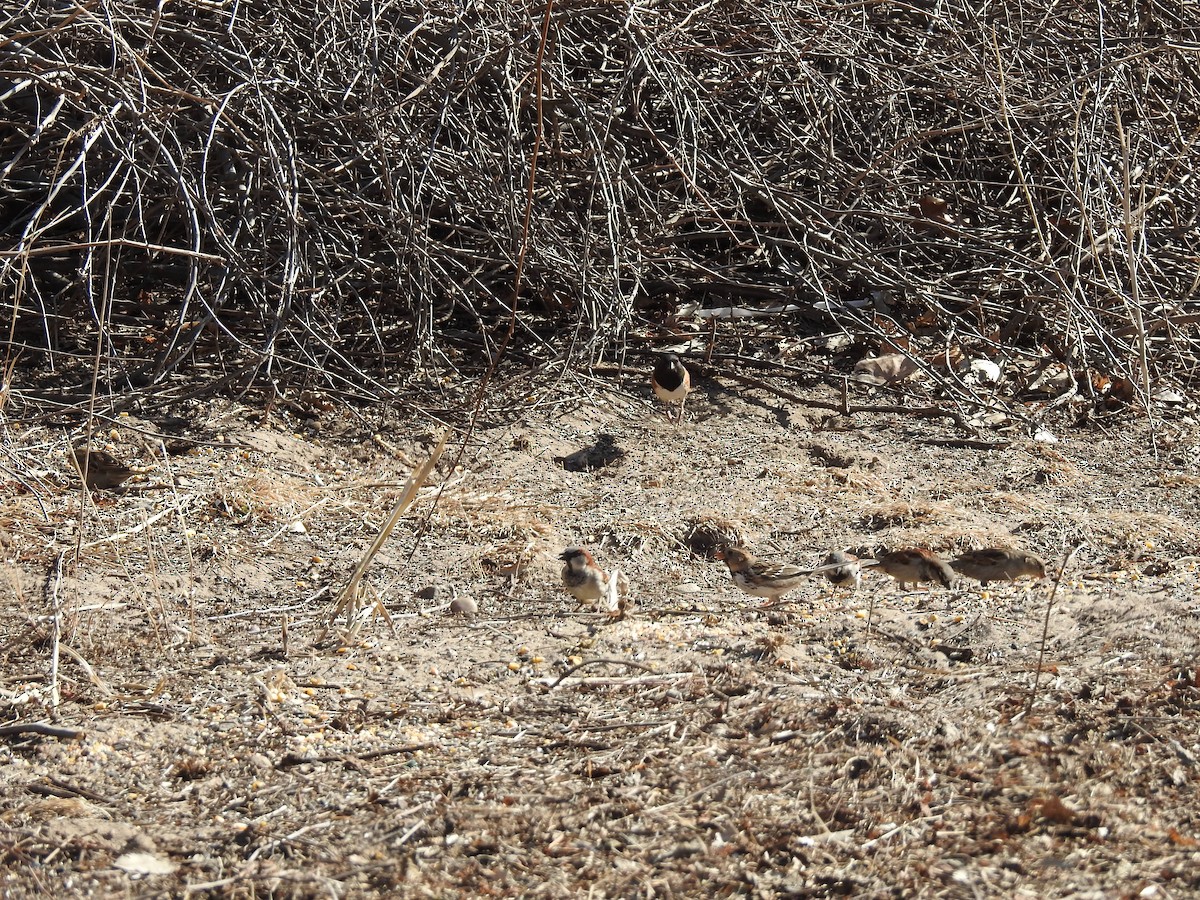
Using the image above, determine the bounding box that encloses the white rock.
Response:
[114,852,178,876]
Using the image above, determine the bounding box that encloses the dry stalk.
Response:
[46,550,65,712]
[1024,541,1087,719]
[1112,103,1153,425]
[323,430,449,635]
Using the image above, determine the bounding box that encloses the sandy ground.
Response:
[2,364,1199,898]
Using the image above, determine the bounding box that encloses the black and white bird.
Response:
[821,549,862,591]
[651,352,691,423]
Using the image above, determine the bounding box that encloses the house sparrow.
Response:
[559,548,629,613]
[868,548,955,590]
[821,549,861,591]
[951,549,1046,585]
[70,444,136,491]
[652,352,691,423]
[717,545,809,603]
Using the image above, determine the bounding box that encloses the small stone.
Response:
[449,596,477,617]
[248,753,273,770]
[114,852,178,876]
[414,585,439,601]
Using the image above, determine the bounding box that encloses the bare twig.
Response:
[0,723,84,741]
[1025,542,1087,718]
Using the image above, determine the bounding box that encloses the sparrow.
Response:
[867,548,955,590]
[717,545,809,603]
[950,549,1046,585]
[70,444,136,491]
[559,548,629,613]
[821,549,862,591]
[652,352,691,423]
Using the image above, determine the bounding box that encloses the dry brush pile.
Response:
[2,0,1198,413]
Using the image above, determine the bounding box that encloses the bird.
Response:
[70,444,136,491]
[868,548,955,590]
[820,549,862,591]
[950,549,1046,586]
[717,545,810,604]
[559,548,629,613]
[652,352,691,423]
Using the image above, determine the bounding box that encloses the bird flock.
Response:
[561,542,1047,615]
[559,353,1048,614]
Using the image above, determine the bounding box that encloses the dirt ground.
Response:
[2,364,1199,899]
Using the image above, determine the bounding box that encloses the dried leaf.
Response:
[853,353,921,385]
[910,195,955,234]
[1048,215,1081,241]
[1110,377,1136,402]
[917,195,952,221]
[1168,828,1199,847]
[910,308,940,330]
[964,358,1002,385]
[939,344,966,369]
[1032,794,1076,825]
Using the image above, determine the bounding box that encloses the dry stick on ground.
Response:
[45,551,65,712]
[277,743,434,769]
[59,645,113,697]
[321,431,448,638]
[866,581,880,635]
[714,369,977,429]
[0,723,84,741]
[1024,542,1087,719]
[547,658,660,690]
[27,778,111,803]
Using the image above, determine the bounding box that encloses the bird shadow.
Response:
[555,433,626,472]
